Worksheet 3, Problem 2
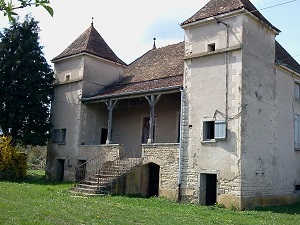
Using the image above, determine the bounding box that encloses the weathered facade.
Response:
[46,0,300,209]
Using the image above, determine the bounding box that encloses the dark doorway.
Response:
[205,174,217,205]
[56,159,65,181]
[148,163,160,197]
[76,160,86,182]
[100,128,108,144]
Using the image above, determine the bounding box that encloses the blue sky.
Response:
[0,0,299,65]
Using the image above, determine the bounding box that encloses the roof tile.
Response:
[52,25,126,65]
[181,0,279,32]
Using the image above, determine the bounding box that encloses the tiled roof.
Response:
[181,0,279,32]
[87,40,300,100]
[122,42,184,84]
[52,24,126,65]
[85,42,184,100]
[275,41,300,74]
[95,75,183,99]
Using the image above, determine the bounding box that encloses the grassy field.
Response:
[0,171,300,225]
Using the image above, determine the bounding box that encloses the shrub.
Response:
[0,136,27,179]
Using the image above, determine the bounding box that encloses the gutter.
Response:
[81,85,182,103]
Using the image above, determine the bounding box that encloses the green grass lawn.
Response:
[0,171,300,225]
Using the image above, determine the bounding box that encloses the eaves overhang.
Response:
[81,85,182,103]
[181,8,280,35]
[51,52,127,67]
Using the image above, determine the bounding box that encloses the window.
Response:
[203,120,226,141]
[295,115,300,150]
[207,43,216,52]
[295,185,300,191]
[295,82,300,99]
[65,74,70,82]
[53,128,66,144]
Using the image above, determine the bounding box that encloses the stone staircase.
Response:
[70,157,142,196]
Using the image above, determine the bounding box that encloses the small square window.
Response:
[53,128,66,144]
[208,43,216,52]
[203,120,226,141]
[65,74,70,82]
[295,185,300,191]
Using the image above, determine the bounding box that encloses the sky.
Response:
[0,0,299,66]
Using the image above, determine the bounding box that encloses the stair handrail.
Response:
[95,144,143,194]
[74,144,142,186]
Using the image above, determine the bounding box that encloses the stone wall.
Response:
[142,143,180,200]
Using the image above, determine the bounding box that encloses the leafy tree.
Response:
[0,0,53,22]
[0,16,54,146]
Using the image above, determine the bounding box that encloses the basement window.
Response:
[53,128,66,144]
[203,120,226,141]
[207,43,216,52]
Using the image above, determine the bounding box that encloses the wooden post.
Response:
[105,100,118,144]
[145,94,161,143]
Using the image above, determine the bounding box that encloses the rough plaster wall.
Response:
[240,15,295,199]
[47,81,83,180]
[182,16,243,203]
[185,16,242,56]
[54,57,84,83]
[82,56,124,97]
[80,103,108,145]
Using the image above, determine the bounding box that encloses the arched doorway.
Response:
[145,163,160,197]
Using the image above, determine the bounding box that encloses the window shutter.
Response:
[214,120,226,140]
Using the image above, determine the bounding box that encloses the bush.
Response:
[0,136,27,179]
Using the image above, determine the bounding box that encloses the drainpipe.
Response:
[215,17,230,120]
[178,88,184,202]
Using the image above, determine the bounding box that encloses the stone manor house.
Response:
[46,0,300,209]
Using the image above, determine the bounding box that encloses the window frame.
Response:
[203,120,227,142]
[53,128,67,144]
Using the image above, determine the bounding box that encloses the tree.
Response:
[0,0,53,22]
[0,15,54,146]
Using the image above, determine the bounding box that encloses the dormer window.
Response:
[208,43,216,52]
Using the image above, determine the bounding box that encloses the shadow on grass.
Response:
[0,170,73,186]
[255,201,300,215]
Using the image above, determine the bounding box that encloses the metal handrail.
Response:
[74,145,142,190]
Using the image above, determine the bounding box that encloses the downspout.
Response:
[215,17,230,120]
[178,88,184,202]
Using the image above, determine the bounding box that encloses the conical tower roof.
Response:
[52,24,126,65]
[181,0,279,32]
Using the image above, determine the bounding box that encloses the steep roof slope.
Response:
[122,42,184,84]
[52,24,126,65]
[87,42,184,99]
[181,0,279,32]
